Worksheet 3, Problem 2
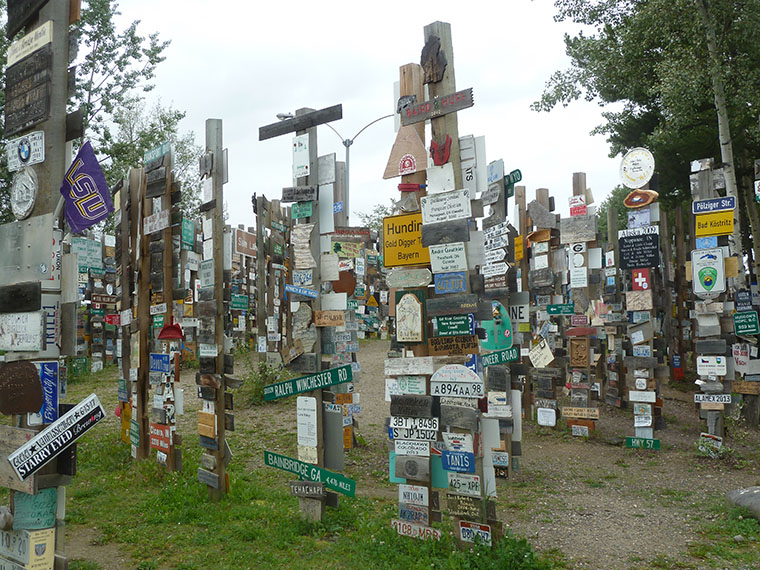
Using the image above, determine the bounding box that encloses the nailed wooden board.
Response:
[0,425,36,493]
[0,282,41,313]
[259,104,342,140]
[421,219,470,247]
[426,294,479,317]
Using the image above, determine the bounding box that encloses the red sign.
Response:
[105,314,120,326]
[632,268,650,291]
[149,422,171,452]
[569,195,587,217]
[570,315,588,327]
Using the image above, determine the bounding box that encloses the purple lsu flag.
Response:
[59,141,113,233]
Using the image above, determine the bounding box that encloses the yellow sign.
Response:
[514,235,524,261]
[695,210,734,237]
[382,213,430,268]
[367,296,378,307]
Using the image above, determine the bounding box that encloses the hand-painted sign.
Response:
[264,451,355,497]
[429,242,467,273]
[263,364,352,401]
[11,487,57,530]
[0,311,43,351]
[8,393,105,480]
[618,226,660,269]
[400,88,474,126]
[420,189,472,225]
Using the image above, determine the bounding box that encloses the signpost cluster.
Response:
[381,21,515,546]
[258,106,361,521]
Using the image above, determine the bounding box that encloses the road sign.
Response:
[695,210,734,237]
[625,437,660,450]
[264,450,355,497]
[432,314,474,337]
[734,311,760,336]
[481,347,520,367]
[547,304,574,315]
[149,353,171,374]
[263,365,352,401]
[693,196,735,215]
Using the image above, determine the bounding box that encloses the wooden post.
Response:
[256,196,267,358]
[423,22,463,190]
[674,206,687,372]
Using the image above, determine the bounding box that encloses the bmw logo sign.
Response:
[17,138,31,163]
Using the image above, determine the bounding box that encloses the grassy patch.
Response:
[688,505,760,566]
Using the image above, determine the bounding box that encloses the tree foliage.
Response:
[596,185,629,243]
[355,199,395,235]
[534,0,760,216]
[98,97,203,219]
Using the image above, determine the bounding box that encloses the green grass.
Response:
[60,364,564,569]
[687,504,760,566]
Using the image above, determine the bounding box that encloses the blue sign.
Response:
[333,201,344,214]
[441,450,476,473]
[434,272,467,295]
[284,284,319,299]
[673,354,681,368]
[36,361,59,424]
[696,236,718,250]
[692,196,735,215]
[149,353,171,374]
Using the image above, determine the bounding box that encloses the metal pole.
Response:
[344,141,350,226]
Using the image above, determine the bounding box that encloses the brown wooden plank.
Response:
[259,105,343,141]
[0,425,37,493]
[0,282,41,313]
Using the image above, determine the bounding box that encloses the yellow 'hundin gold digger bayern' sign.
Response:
[383,213,430,267]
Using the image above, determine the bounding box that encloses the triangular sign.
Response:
[383,125,428,180]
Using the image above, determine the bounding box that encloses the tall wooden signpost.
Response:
[259,105,359,521]
[383,21,507,546]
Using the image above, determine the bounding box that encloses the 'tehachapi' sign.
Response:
[8,393,105,481]
[263,365,352,401]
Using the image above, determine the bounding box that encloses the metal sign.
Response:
[0,311,43,351]
[695,210,734,237]
[264,450,355,497]
[734,311,760,336]
[420,189,472,225]
[432,314,474,337]
[618,226,660,269]
[263,364,352,401]
[8,393,105,481]
[693,196,736,215]
[691,248,726,297]
[149,353,171,374]
[6,131,44,172]
[382,213,430,268]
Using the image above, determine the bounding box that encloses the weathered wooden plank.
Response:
[421,219,470,247]
[0,361,42,415]
[197,467,220,488]
[426,294,479,317]
[0,426,37,494]
[0,282,41,313]
[695,339,728,355]
[259,105,343,141]
[390,395,433,418]
[400,88,474,126]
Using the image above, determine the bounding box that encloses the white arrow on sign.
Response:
[484,235,508,250]
[484,221,509,239]
[484,248,506,264]
[481,262,508,277]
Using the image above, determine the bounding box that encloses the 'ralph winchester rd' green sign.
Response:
[263,365,352,401]
[265,451,356,497]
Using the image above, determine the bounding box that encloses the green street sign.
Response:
[734,311,760,336]
[482,346,520,367]
[625,437,660,450]
[433,314,474,337]
[144,141,171,163]
[547,304,575,315]
[90,308,105,316]
[231,294,248,310]
[181,218,195,249]
[291,201,313,220]
[263,364,352,401]
[272,220,287,233]
[347,300,359,310]
[264,451,356,497]
[153,315,164,329]
[367,254,378,266]
[273,242,284,256]
[130,419,140,446]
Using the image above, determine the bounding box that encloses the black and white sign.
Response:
[8,393,105,480]
[618,226,660,269]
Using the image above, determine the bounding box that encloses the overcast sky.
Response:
[115,0,622,228]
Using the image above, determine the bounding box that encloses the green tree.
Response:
[596,185,629,244]
[74,0,169,138]
[355,199,395,236]
[98,97,202,218]
[533,0,760,273]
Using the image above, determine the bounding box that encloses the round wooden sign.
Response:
[332,271,356,296]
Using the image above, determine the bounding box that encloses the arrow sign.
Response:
[481,262,508,277]
[484,248,506,264]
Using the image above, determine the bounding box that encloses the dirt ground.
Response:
[65,338,760,569]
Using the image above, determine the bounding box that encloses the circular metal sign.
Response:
[620,147,655,189]
[10,167,38,220]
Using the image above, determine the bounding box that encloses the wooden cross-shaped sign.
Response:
[259,105,343,141]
